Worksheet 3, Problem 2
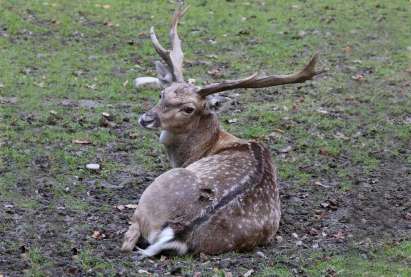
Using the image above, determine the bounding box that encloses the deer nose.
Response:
[138,112,159,129]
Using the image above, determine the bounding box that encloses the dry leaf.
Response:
[86,84,97,90]
[342,45,352,54]
[308,227,320,236]
[34,81,45,88]
[73,139,91,145]
[123,80,129,87]
[319,148,332,156]
[243,269,254,277]
[116,205,125,211]
[352,73,365,81]
[207,68,224,78]
[314,181,330,188]
[317,107,329,114]
[91,230,106,240]
[273,128,285,134]
[102,4,111,9]
[333,231,345,240]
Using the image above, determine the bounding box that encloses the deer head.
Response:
[137,6,322,166]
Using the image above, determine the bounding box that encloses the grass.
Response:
[0,0,410,275]
[259,241,411,277]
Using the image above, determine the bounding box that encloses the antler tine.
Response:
[148,6,188,83]
[168,6,189,82]
[150,27,173,72]
[197,53,324,97]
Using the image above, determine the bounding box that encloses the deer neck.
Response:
[159,113,228,168]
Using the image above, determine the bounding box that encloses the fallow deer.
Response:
[122,7,322,257]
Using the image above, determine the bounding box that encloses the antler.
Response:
[197,53,324,97]
[150,6,189,83]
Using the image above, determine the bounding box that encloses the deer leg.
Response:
[121,221,141,252]
[136,240,188,259]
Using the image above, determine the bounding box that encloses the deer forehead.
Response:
[162,83,204,106]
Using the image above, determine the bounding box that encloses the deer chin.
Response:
[159,130,175,145]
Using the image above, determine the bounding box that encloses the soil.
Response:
[1,116,409,276]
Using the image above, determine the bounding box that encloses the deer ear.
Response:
[155,61,173,85]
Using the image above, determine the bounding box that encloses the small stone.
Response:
[256,251,267,259]
[134,77,161,89]
[116,205,125,211]
[317,107,329,114]
[275,235,283,242]
[279,145,292,153]
[86,163,100,170]
[298,30,307,38]
[101,112,113,121]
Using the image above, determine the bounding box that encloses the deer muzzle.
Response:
[138,111,160,129]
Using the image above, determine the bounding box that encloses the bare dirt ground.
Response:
[1,1,410,276]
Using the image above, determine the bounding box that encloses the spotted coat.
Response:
[134,141,280,254]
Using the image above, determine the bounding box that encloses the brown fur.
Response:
[122,85,281,254]
[122,7,320,256]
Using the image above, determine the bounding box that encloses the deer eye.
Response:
[182,106,195,114]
